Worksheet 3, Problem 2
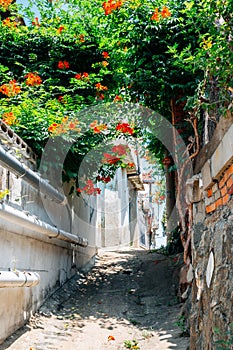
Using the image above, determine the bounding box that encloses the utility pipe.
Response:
[0,271,40,288]
[0,145,67,205]
[0,202,88,247]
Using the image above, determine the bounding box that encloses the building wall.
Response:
[189,120,233,349]
[0,140,97,344]
[96,168,141,249]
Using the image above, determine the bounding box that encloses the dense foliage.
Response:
[0,0,232,193]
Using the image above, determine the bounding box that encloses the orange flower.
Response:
[161,6,171,18]
[103,153,120,165]
[151,8,159,21]
[75,72,89,80]
[79,34,85,42]
[25,72,42,86]
[96,92,105,100]
[2,17,17,28]
[95,82,108,91]
[102,61,109,67]
[79,179,101,196]
[94,124,107,133]
[127,162,135,168]
[0,80,21,97]
[102,51,110,59]
[48,117,80,134]
[58,60,70,69]
[57,26,64,34]
[2,17,11,26]
[48,123,59,133]
[102,0,123,15]
[114,95,123,102]
[0,0,13,10]
[57,95,64,103]
[90,120,107,133]
[32,17,40,26]
[89,120,98,128]
[75,73,82,80]
[97,175,111,183]
[2,111,17,125]
[111,144,129,156]
[116,122,134,135]
[108,335,115,341]
[0,84,9,95]
[69,121,76,129]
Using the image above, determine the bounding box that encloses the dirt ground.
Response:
[0,248,190,350]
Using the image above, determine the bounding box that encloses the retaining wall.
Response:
[189,115,233,349]
[0,126,96,344]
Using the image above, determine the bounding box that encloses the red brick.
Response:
[219,177,225,189]
[221,185,227,197]
[207,188,213,198]
[215,198,223,208]
[222,194,229,205]
[227,176,233,189]
[225,164,233,180]
[206,203,216,214]
[228,184,233,195]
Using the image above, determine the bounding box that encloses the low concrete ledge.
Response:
[200,124,233,190]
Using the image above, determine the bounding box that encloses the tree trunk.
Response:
[164,150,176,240]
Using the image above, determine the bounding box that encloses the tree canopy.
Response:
[0,0,232,192]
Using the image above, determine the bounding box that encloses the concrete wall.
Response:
[71,192,97,270]
[96,168,141,249]
[0,137,96,344]
[188,118,233,349]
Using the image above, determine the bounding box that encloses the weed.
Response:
[141,330,153,339]
[175,315,188,337]
[124,339,140,349]
[214,324,233,350]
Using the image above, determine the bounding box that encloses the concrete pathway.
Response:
[1,248,190,350]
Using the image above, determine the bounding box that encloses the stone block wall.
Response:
[190,119,233,349]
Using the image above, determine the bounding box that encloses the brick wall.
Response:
[205,164,233,214]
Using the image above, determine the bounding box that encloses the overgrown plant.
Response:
[0,0,231,199]
[124,339,140,349]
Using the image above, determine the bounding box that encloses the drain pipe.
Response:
[0,145,67,205]
[0,271,40,288]
[0,202,88,247]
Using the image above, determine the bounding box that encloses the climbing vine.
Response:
[0,0,231,198]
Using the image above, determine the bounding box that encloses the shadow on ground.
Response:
[1,248,190,350]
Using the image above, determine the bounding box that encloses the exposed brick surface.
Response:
[227,176,233,189]
[219,176,225,189]
[228,184,233,195]
[205,163,233,214]
[215,198,223,208]
[222,194,229,205]
[225,164,233,180]
[206,203,216,214]
[221,185,227,197]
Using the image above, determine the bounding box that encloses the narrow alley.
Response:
[1,249,190,350]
